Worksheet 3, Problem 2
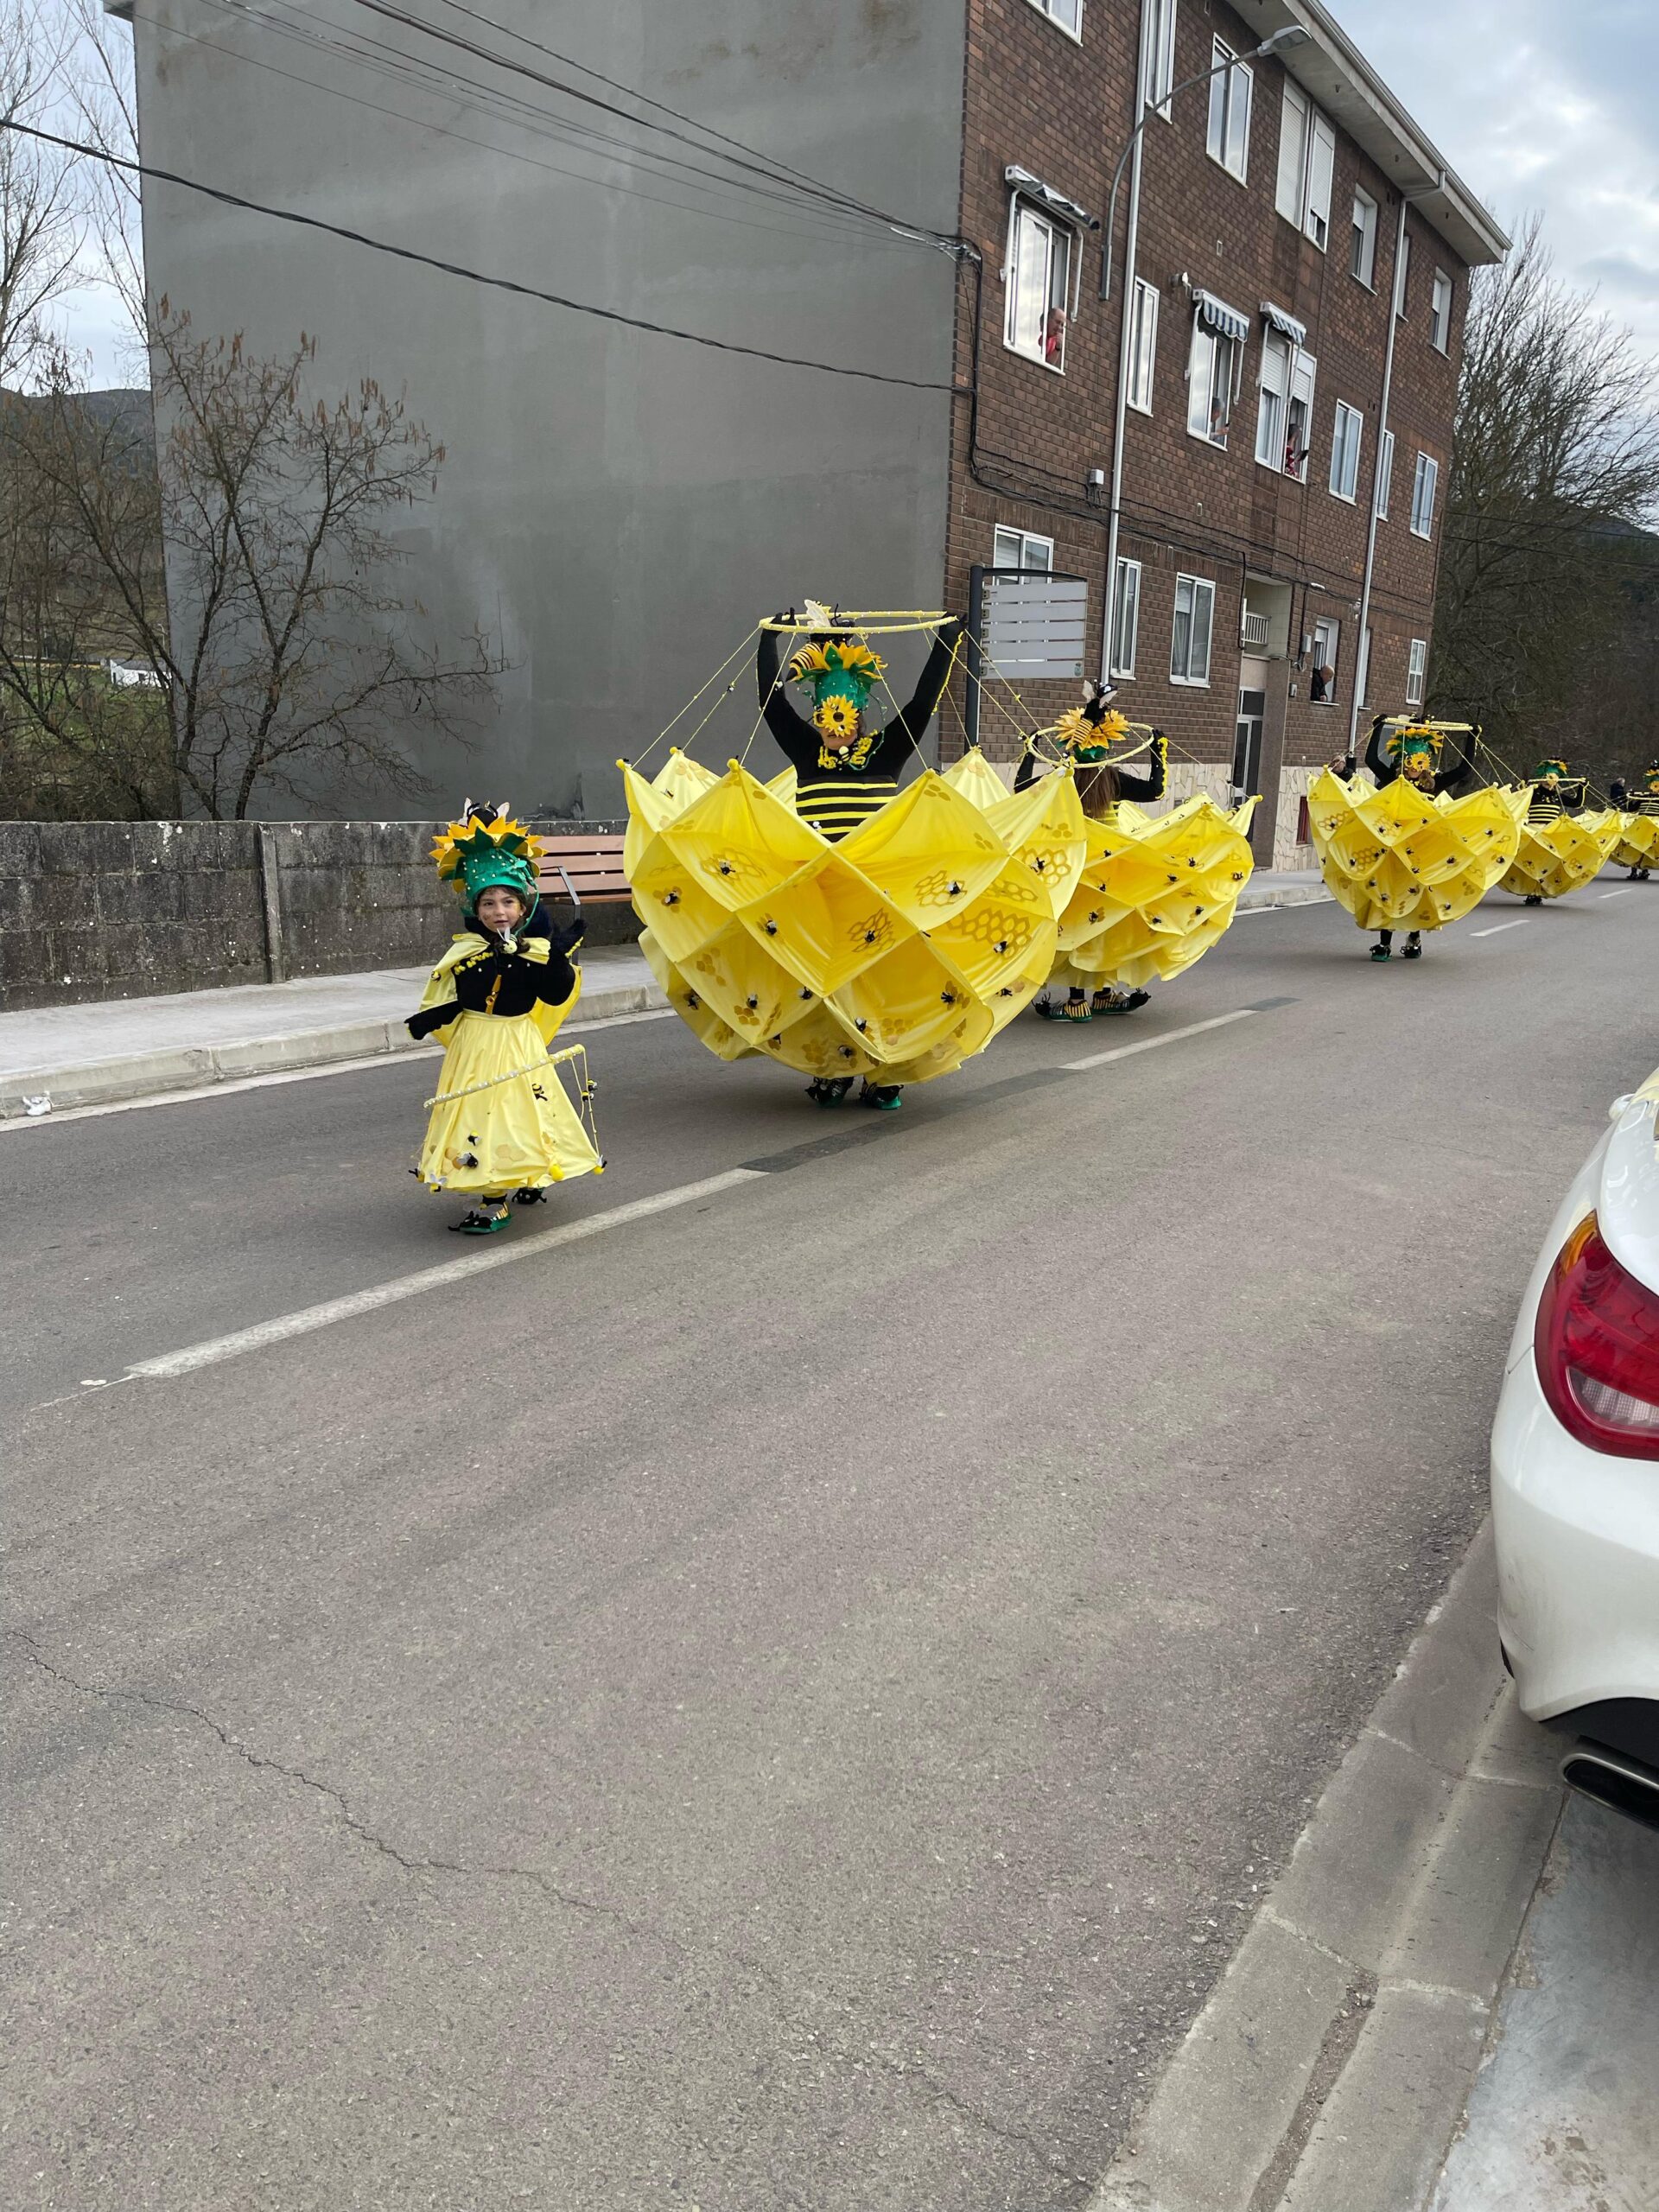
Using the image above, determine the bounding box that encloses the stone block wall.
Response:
[0,817,636,1009]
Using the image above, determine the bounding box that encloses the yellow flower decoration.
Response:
[814,695,861,739]
[788,638,887,686]
[429,810,543,882]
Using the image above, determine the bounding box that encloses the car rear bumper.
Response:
[1490,1351,1659,1722]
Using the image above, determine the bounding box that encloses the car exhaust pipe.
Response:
[1560,1745,1659,1834]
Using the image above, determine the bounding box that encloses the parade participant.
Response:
[405,804,601,1233]
[1613,761,1659,880]
[756,612,963,1107]
[1516,758,1587,903]
[1020,687,1169,1019]
[1338,715,1478,958]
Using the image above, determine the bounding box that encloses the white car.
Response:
[1491,1066,1659,1832]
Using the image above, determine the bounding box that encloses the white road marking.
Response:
[0,1007,677,1134]
[119,1169,765,1383]
[1064,1008,1256,1072]
[1470,920,1529,938]
[1599,887,1632,899]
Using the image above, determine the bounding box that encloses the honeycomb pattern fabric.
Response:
[1610,811,1659,871]
[1051,795,1259,991]
[1498,808,1624,899]
[623,748,1087,1086]
[1307,770,1527,932]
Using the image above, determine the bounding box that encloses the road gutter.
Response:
[1089,1522,1565,2212]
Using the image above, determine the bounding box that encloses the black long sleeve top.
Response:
[1014,702,1167,804]
[1358,716,1478,798]
[756,621,961,841]
[407,902,583,1037]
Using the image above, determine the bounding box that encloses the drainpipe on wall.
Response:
[1100,1,1152,692]
[1348,194,1411,760]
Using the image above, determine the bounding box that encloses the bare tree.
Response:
[1430,216,1659,773]
[0,1,86,386]
[0,308,500,818]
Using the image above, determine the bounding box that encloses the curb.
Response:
[0,978,669,1120]
[1088,1522,1565,2212]
[1236,884,1332,911]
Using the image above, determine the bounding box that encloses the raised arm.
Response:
[1112,729,1168,804]
[1363,714,1392,784]
[1434,726,1478,798]
[755,626,819,772]
[872,619,963,760]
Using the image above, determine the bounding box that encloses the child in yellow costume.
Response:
[406,804,602,1234]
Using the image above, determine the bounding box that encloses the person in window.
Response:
[1020,687,1169,1019]
[1308,662,1332,704]
[1331,715,1478,957]
[1210,395,1229,442]
[756,612,963,1109]
[1044,306,1066,365]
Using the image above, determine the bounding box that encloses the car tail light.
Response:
[1534,1213,1659,1459]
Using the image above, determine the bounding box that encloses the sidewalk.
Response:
[0,871,1331,1119]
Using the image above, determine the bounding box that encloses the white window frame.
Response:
[1003,199,1075,371]
[1429,268,1453,353]
[1329,400,1364,503]
[1275,84,1335,249]
[1127,277,1159,414]
[1171,572,1216,687]
[1256,330,1290,471]
[1110,557,1141,679]
[1021,0,1084,40]
[1187,317,1243,448]
[1309,617,1340,705]
[1285,348,1317,484]
[1206,39,1253,182]
[1410,451,1439,539]
[1376,428,1395,519]
[1406,638,1427,707]
[992,525,1054,573]
[1351,188,1378,287]
[1144,0,1178,115]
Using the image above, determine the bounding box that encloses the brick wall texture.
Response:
[944,0,1470,864]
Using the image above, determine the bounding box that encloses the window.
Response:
[1187,317,1243,448]
[1023,0,1084,36]
[1258,338,1319,480]
[1275,84,1335,248]
[1410,451,1439,538]
[993,526,1053,572]
[1429,269,1453,352]
[1406,638,1427,706]
[1376,429,1395,518]
[1005,201,1072,369]
[1351,189,1378,286]
[1128,278,1159,413]
[1206,40,1253,181]
[1309,617,1340,703]
[1329,401,1363,502]
[1145,0,1177,113]
[1171,573,1215,685]
[1110,558,1141,678]
[1396,231,1412,317]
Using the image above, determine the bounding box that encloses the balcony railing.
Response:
[1240,610,1270,648]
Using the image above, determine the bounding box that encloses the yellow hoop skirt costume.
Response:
[1050,795,1258,990]
[1498,809,1624,900]
[622,747,1087,1086]
[1610,811,1659,872]
[1307,770,1527,931]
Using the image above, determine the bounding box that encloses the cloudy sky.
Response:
[1334,0,1659,364]
[54,0,1659,381]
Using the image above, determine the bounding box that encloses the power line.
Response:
[3,120,963,395]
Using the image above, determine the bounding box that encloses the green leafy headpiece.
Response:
[1532,758,1569,781]
[787,636,887,741]
[1386,724,1440,767]
[430,803,542,913]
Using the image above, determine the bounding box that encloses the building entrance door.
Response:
[1234,688,1266,802]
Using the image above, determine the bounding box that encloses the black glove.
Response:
[405,1001,455,1040]
[543,914,585,958]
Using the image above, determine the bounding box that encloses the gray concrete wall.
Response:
[0,819,633,1008]
[130,1,967,822]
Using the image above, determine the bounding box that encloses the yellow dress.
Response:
[1499,809,1624,899]
[415,936,602,1194]
[1609,810,1659,872]
[1306,770,1526,931]
[1052,795,1258,991]
[622,747,1086,1085]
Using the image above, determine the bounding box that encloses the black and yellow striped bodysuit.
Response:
[755,624,960,842]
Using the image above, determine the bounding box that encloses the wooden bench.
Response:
[537,834,631,907]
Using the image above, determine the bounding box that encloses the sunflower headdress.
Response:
[1385,722,1440,768]
[430,801,543,912]
[1054,704,1131,766]
[787,635,888,739]
[1532,758,1569,781]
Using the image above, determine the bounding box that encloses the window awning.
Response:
[1262,302,1308,347]
[1192,289,1249,343]
[1004,164,1098,231]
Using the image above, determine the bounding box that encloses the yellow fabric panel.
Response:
[941,747,1014,812]
[677,921,819,1046]
[835,770,1007,929]
[833,932,981,1061]
[1051,796,1255,985]
[1308,772,1525,931]
[736,851,916,998]
[629,835,736,965]
[985,772,1090,917]
[665,761,826,912]
[760,995,880,1079]
[638,930,757,1061]
[1611,812,1659,869]
[416,1009,601,1192]
[1498,808,1624,899]
[930,863,1058,997]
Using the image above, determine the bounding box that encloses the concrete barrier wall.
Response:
[0,818,635,1009]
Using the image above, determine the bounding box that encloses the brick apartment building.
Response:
[120,1,1503,839]
[948,0,1506,864]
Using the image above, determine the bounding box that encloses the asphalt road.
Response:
[5,883,1656,2212]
